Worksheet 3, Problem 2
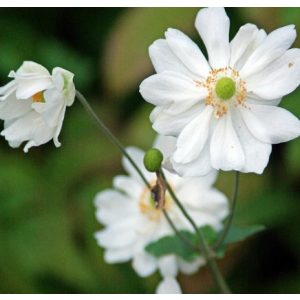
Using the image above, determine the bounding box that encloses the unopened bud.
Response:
[143,148,163,172]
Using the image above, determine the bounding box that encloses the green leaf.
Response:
[222,224,266,246]
[145,230,198,262]
[145,224,265,262]
[145,225,218,261]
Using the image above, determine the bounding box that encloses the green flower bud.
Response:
[215,76,236,100]
[143,148,163,172]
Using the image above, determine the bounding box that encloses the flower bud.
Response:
[143,148,163,172]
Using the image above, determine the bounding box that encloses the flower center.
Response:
[196,67,247,119]
[215,77,236,100]
[32,91,45,103]
[139,181,172,221]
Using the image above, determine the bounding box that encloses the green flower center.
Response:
[215,77,236,100]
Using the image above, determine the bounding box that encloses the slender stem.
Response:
[214,171,240,250]
[75,90,150,189]
[160,169,231,294]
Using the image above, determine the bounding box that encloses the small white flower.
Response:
[140,7,300,176]
[156,277,182,294]
[0,61,75,152]
[94,136,229,293]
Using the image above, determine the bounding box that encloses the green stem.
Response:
[76,90,150,189]
[214,171,240,250]
[160,169,231,294]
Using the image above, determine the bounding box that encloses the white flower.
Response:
[0,61,75,152]
[94,136,229,293]
[140,7,300,176]
[156,277,182,294]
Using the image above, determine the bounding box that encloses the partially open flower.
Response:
[0,61,75,152]
[140,7,300,176]
[94,136,229,293]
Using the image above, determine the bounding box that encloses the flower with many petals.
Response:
[94,137,229,293]
[0,61,75,152]
[140,7,300,176]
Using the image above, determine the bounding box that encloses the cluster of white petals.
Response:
[0,61,75,152]
[94,136,229,293]
[140,7,300,176]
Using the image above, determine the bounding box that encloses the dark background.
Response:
[0,7,300,293]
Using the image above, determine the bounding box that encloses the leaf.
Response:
[145,225,218,261]
[145,224,265,262]
[222,224,266,246]
[145,230,198,262]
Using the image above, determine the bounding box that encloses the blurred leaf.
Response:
[223,224,265,245]
[102,8,199,98]
[145,230,198,262]
[145,226,218,261]
[146,225,264,262]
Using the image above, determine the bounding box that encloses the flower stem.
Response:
[214,171,240,250]
[75,90,151,189]
[160,169,231,294]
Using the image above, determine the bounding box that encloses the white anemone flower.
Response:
[140,7,300,176]
[94,137,229,293]
[0,61,75,152]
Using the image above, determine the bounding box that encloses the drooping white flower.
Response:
[140,7,300,176]
[94,136,229,293]
[0,61,75,152]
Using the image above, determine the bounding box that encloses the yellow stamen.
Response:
[32,92,44,103]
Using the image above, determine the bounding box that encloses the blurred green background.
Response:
[0,7,300,294]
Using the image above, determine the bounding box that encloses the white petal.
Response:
[171,141,213,177]
[165,28,210,78]
[40,89,66,127]
[210,111,245,171]
[195,7,230,69]
[132,251,158,277]
[103,248,133,264]
[0,95,32,119]
[1,111,54,152]
[158,255,178,277]
[156,277,182,294]
[52,67,76,106]
[139,71,205,106]
[153,135,177,161]
[151,103,201,136]
[95,218,138,249]
[246,48,300,99]
[53,105,66,148]
[246,95,282,107]
[240,103,300,144]
[0,80,17,100]
[232,107,272,174]
[149,39,196,78]
[94,189,136,225]
[15,61,50,76]
[178,257,205,275]
[113,175,142,199]
[230,24,260,68]
[240,25,296,78]
[173,106,213,164]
